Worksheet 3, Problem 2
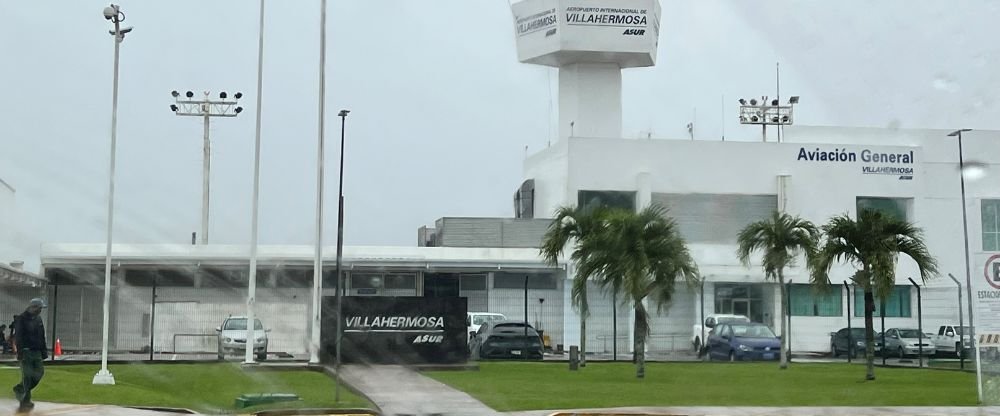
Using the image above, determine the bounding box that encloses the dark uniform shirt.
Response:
[13,312,47,352]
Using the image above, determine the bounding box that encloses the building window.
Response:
[494,272,557,290]
[351,273,382,289]
[984,200,1000,252]
[384,274,416,290]
[460,274,487,291]
[714,284,766,323]
[856,197,909,221]
[651,193,777,244]
[854,286,911,317]
[578,190,636,212]
[789,284,842,317]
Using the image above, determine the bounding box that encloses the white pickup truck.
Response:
[692,314,750,354]
[929,324,971,358]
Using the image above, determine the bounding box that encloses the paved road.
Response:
[339,364,500,416]
[0,399,182,415]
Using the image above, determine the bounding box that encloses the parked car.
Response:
[467,312,507,342]
[830,328,867,358]
[693,314,750,354]
[883,328,935,358]
[216,316,270,361]
[929,324,972,358]
[468,320,543,360]
[706,322,781,362]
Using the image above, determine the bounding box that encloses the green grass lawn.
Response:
[0,363,369,414]
[426,362,978,411]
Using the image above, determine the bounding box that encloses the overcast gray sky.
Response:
[1,1,998,271]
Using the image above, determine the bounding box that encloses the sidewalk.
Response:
[0,399,182,415]
[505,406,1000,416]
[339,364,500,416]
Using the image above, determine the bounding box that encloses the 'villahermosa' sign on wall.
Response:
[322,296,467,364]
[796,146,917,180]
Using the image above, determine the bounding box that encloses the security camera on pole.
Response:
[95,2,131,386]
[169,90,244,245]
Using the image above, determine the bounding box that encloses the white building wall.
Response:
[524,126,1000,353]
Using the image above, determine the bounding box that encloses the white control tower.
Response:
[511,0,661,141]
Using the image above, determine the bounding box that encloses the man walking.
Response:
[12,298,48,412]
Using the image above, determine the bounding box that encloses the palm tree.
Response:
[811,209,938,380]
[736,211,819,370]
[578,205,700,378]
[539,205,612,367]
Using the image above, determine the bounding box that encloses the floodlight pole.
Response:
[170,91,243,245]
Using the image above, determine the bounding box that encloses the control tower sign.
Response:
[513,0,661,68]
[510,0,662,142]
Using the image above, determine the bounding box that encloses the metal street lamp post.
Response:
[334,109,350,402]
[94,3,132,386]
[947,128,983,402]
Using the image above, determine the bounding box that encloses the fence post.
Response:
[844,281,851,363]
[908,277,923,368]
[149,274,157,361]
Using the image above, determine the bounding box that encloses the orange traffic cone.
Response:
[54,339,62,357]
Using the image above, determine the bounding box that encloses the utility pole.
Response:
[170,90,245,245]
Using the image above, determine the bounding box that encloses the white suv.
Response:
[216,316,270,361]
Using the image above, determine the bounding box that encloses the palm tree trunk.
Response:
[778,271,789,369]
[634,303,646,379]
[864,289,876,380]
[580,316,586,367]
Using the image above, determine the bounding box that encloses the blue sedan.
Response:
[706,322,782,362]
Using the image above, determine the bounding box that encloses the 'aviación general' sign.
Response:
[797,147,916,180]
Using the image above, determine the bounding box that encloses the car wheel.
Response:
[831,343,838,357]
[217,345,225,361]
[257,352,267,361]
[898,347,905,359]
[729,351,736,362]
[956,343,963,359]
[693,338,701,354]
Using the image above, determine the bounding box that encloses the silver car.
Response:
[883,328,935,358]
[216,316,270,361]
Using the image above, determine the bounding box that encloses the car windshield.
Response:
[897,329,922,338]
[848,329,866,337]
[473,315,504,325]
[718,317,750,324]
[731,325,776,338]
[224,319,263,331]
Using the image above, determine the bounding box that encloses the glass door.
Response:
[733,299,750,318]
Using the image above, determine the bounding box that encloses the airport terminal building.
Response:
[22,0,1000,358]
[32,125,1000,357]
